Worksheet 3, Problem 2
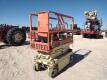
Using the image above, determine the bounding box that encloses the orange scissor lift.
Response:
[29,11,74,77]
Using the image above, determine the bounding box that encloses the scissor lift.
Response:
[29,11,74,77]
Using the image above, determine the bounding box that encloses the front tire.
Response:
[6,28,26,46]
[34,63,40,71]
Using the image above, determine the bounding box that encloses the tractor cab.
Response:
[29,11,74,54]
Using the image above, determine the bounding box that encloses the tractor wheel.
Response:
[6,28,26,46]
[48,66,58,78]
[83,34,86,38]
[95,34,99,39]
[3,33,8,44]
[3,39,8,44]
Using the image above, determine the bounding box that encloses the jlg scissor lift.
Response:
[29,11,74,77]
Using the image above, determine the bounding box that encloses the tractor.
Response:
[29,11,74,77]
[82,10,103,38]
[0,24,26,46]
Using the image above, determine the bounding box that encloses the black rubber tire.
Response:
[3,39,8,44]
[95,34,99,39]
[6,28,26,46]
[34,63,40,71]
[33,63,45,71]
[49,67,58,78]
[83,34,86,38]
[3,32,8,44]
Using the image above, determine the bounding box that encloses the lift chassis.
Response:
[29,11,74,77]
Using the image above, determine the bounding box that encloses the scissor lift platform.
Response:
[29,11,74,77]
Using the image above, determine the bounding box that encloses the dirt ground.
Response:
[0,34,107,80]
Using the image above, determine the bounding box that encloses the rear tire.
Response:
[83,34,86,38]
[3,33,8,44]
[95,34,99,39]
[3,40,8,44]
[6,28,26,46]
[49,66,58,78]
[34,63,44,71]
